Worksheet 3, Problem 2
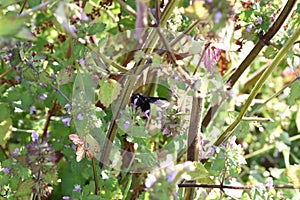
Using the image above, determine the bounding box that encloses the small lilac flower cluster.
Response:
[246,16,263,32]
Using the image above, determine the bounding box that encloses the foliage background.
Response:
[0,0,299,199]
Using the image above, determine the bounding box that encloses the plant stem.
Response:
[91,157,99,195]
[115,0,136,17]
[184,93,204,200]
[178,183,295,190]
[214,25,300,146]
[201,0,297,129]
[99,0,180,169]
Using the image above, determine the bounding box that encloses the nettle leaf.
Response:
[286,165,300,188]
[88,22,106,35]
[57,66,73,86]
[0,16,29,37]
[128,125,149,138]
[98,79,121,107]
[39,71,51,85]
[15,179,35,197]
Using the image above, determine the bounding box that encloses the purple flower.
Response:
[229,136,236,147]
[14,76,20,82]
[62,196,70,200]
[12,148,20,156]
[1,168,10,175]
[132,98,138,108]
[73,184,81,192]
[30,106,36,114]
[64,104,72,113]
[290,29,295,34]
[257,17,263,25]
[246,24,253,32]
[144,110,150,119]
[39,94,47,100]
[77,113,84,120]
[77,58,85,66]
[167,169,176,182]
[214,11,222,24]
[124,121,130,130]
[62,117,72,127]
[266,177,274,190]
[145,174,157,190]
[32,131,39,141]
[203,46,221,74]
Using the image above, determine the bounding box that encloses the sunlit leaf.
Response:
[0,118,12,147]
[286,165,300,188]
[16,27,37,41]
[0,16,28,37]
[184,1,208,19]
[98,79,121,108]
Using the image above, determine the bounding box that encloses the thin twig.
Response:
[42,101,58,142]
[0,145,9,159]
[178,183,296,190]
[19,1,52,17]
[50,83,70,104]
[242,117,274,122]
[0,68,13,79]
[115,0,136,17]
[19,0,27,14]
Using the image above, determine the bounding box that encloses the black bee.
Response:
[131,93,167,113]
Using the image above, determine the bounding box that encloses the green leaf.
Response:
[0,103,10,121]
[23,68,38,82]
[0,0,15,8]
[15,179,35,197]
[0,118,12,147]
[16,27,37,41]
[0,16,28,37]
[57,66,73,86]
[88,22,106,35]
[21,92,33,108]
[128,125,149,138]
[287,80,300,105]
[56,83,72,106]
[28,0,41,8]
[39,71,52,85]
[98,79,121,107]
